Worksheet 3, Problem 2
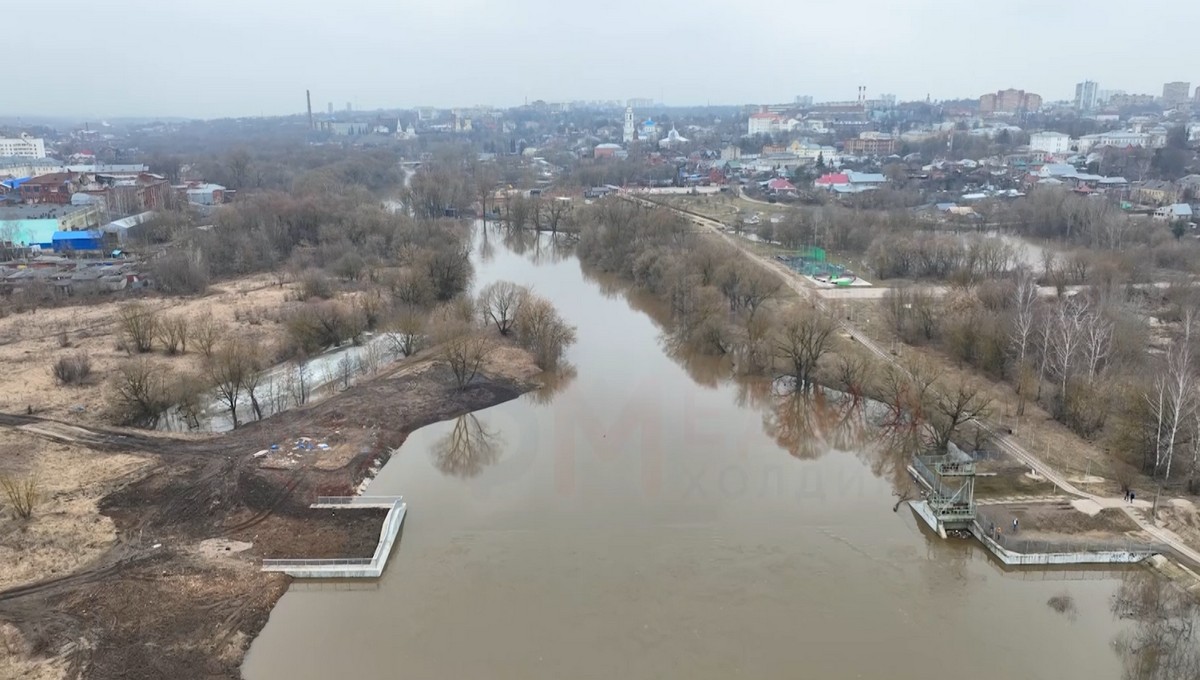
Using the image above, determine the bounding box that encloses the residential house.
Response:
[814,171,886,193]
[1132,180,1179,206]
[594,143,623,159]
[766,178,797,196]
[1153,203,1193,221]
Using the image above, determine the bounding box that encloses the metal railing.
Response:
[315,495,403,505]
[975,520,1169,556]
[262,557,374,567]
[928,500,975,519]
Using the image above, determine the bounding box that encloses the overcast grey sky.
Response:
[5,0,1198,119]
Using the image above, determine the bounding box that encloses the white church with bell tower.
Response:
[623,106,635,143]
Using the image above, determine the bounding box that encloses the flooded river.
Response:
[244,226,1142,679]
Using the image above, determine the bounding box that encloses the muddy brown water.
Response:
[244,227,1136,679]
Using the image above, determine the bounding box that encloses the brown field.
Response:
[0,273,294,427]
[0,276,545,679]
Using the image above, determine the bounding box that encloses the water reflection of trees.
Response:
[431,414,503,478]
[1111,569,1200,680]
[580,255,921,503]
[526,363,577,406]
[498,226,576,264]
[761,387,870,461]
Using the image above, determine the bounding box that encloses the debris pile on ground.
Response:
[256,434,338,469]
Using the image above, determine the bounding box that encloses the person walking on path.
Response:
[1012,518,1019,533]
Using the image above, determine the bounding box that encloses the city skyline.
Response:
[2,0,1198,119]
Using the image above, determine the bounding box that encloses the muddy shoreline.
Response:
[0,351,541,679]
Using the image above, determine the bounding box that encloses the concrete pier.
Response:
[262,496,407,578]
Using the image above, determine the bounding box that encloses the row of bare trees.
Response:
[577,202,990,455]
[884,262,1200,488]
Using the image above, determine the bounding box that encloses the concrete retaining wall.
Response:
[970,524,1154,566]
[908,500,1159,566]
[262,497,407,578]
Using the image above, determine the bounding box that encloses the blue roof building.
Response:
[52,230,103,252]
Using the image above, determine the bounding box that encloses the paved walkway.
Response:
[642,196,1200,569]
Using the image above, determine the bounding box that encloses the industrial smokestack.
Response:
[306,90,314,129]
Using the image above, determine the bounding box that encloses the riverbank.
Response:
[0,343,542,679]
[640,194,1200,563]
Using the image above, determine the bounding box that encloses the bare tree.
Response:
[478,281,527,335]
[1151,314,1195,480]
[156,315,189,356]
[541,195,573,234]
[442,333,495,388]
[927,378,992,453]
[109,359,175,427]
[207,339,263,428]
[1052,298,1089,397]
[119,303,158,353]
[190,311,222,358]
[834,354,871,404]
[737,266,783,321]
[1011,268,1038,415]
[1081,311,1114,383]
[514,294,577,369]
[387,304,426,357]
[241,346,268,421]
[774,307,836,393]
[288,355,311,406]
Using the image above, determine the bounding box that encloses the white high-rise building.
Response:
[0,134,47,159]
[1074,81,1098,111]
[623,106,635,143]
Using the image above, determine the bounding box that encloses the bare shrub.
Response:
[355,290,388,330]
[1047,593,1076,616]
[118,303,158,353]
[388,268,435,308]
[189,311,222,358]
[0,475,39,520]
[52,352,92,386]
[56,331,70,348]
[151,249,209,294]
[420,244,473,301]
[156,315,189,355]
[170,372,210,430]
[285,301,367,356]
[298,271,335,301]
